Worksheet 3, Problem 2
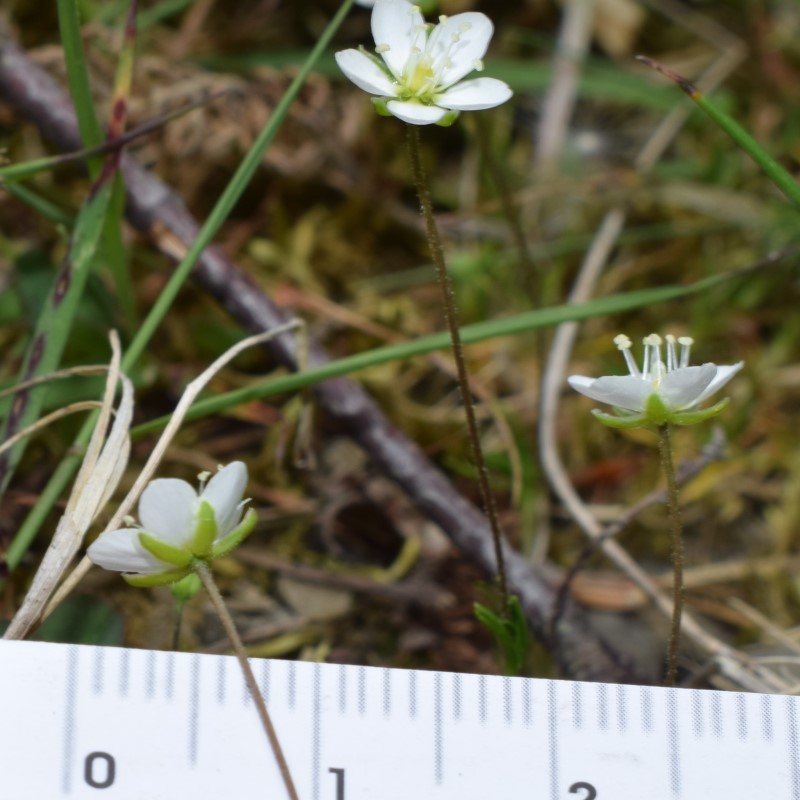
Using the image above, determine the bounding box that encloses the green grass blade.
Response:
[119,0,357,373]
[0,176,116,498]
[638,56,800,209]
[57,0,104,176]
[131,269,744,438]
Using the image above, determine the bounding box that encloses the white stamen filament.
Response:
[614,333,640,377]
[641,333,661,379]
[665,334,677,372]
[678,336,693,368]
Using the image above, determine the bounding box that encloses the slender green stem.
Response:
[406,124,509,613]
[194,561,300,800]
[657,423,684,687]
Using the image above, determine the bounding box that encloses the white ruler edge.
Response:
[1,639,798,799]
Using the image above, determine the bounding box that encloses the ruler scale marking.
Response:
[547,680,559,800]
[691,689,703,738]
[337,663,346,714]
[616,683,627,732]
[145,648,156,699]
[61,646,78,795]
[5,641,800,798]
[786,695,800,800]
[261,657,271,706]
[216,655,226,704]
[597,683,609,731]
[119,646,130,697]
[357,666,366,715]
[571,680,582,729]
[666,688,681,797]
[434,671,443,785]
[761,693,773,741]
[452,671,462,721]
[92,646,104,695]
[312,663,321,800]
[641,684,654,733]
[736,693,747,740]
[189,654,201,766]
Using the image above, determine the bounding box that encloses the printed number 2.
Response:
[569,781,597,799]
[84,752,115,789]
[329,767,345,800]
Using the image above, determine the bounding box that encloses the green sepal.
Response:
[669,397,729,426]
[191,499,218,558]
[474,595,529,677]
[211,508,258,559]
[170,572,202,603]
[124,566,192,588]
[435,109,460,127]
[643,393,670,425]
[591,409,647,429]
[138,532,193,567]
[372,97,393,117]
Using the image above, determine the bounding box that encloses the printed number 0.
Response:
[84,752,115,789]
[569,781,597,799]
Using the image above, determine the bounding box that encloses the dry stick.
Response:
[0,29,644,682]
[195,561,299,800]
[657,424,684,687]
[406,125,509,613]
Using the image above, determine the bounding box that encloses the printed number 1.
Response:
[329,767,345,800]
[569,781,597,799]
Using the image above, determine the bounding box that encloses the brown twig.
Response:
[0,25,641,683]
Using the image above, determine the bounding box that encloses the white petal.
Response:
[355,0,375,5]
[659,364,717,410]
[436,77,512,110]
[372,0,423,79]
[694,361,744,404]
[568,374,651,412]
[335,49,397,96]
[428,12,494,87]
[386,99,447,124]
[138,478,197,547]
[87,528,166,574]
[202,462,248,536]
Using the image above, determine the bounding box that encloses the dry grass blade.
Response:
[0,402,103,456]
[4,331,133,639]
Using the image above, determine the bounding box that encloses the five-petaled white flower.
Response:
[88,462,257,587]
[568,333,743,428]
[335,0,512,126]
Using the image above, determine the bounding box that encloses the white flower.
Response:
[568,333,743,428]
[335,0,512,126]
[88,462,257,586]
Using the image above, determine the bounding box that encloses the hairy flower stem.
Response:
[657,424,684,687]
[195,561,299,800]
[406,124,509,613]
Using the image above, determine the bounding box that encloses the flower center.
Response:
[382,15,477,105]
[615,332,695,390]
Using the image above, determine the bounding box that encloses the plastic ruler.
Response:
[2,639,799,799]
